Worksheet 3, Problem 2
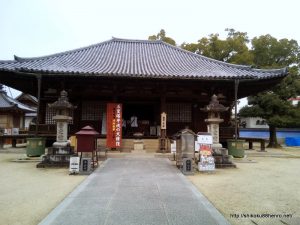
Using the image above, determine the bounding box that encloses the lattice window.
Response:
[45,105,56,124]
[166,103,191,122]
[180,104,192,122]
[81,102,106,121]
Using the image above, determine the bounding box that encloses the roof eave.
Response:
[13,68,272,81]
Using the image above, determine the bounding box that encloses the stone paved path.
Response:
[38,158,231,225]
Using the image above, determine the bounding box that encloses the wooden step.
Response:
[96,138,169,153]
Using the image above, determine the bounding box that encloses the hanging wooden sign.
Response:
[161,112,167,130]
[106,103,122,148]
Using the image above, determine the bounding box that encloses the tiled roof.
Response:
[16,93,38,103]
[0,38,287,80]
[0,89,36,112]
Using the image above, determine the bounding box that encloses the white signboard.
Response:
[69,157,80,174]
[171,142,176,153]
[197,134,213,144]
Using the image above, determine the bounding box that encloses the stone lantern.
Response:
[201,95,236,168]
[37,90,76,167]
[201,94,229,150]
[48,90,75,148]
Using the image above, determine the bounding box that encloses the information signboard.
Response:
[171,142,176,153]
[198,155,215,171]
[69,157,80,174]
[197,133,215,172]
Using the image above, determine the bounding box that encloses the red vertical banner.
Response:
[106,103,122,148]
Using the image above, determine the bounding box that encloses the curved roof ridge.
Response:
[162,41,288,73]
[0,59,16,64]
[159,41,255,70]
[13,39,115,62]
[0,90,35,112]
[0,91,14,106]
[111,38,253,70]
[111,37,162,44]
[252,67,288,73]
[13,38,160,63]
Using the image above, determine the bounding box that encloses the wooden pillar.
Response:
[234,79,239,141]
[113,84,118,102]
[35,75,42,137]
[159,92,167,153]
[73,101,82,133]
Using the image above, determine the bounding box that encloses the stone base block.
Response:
[134,143,144,151]
[133,140,144,151]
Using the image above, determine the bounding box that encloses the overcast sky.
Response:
[1,0,299,106]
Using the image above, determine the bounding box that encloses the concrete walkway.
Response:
[38,158,230,225]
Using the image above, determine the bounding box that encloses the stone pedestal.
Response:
[212,147,236,168]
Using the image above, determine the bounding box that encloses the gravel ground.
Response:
[1,146,300,225]
[0,150,86,225]
[188,147,300,225]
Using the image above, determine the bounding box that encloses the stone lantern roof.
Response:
[201,94,229,112]
[48,90,75,110]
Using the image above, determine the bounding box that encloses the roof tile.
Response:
[0,38,287,80]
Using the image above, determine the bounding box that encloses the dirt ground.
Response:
[0,150,86,225]
[188,147,300,225]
